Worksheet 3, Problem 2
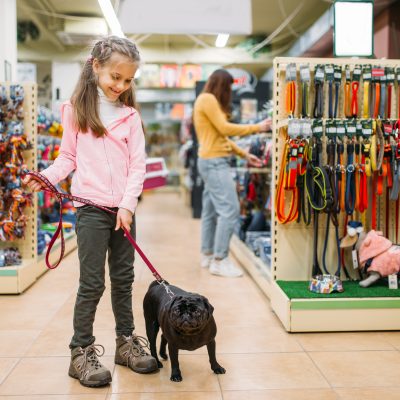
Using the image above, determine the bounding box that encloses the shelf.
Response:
[270,281,400,332]
[0,232,77,294]
[230,234,271,298]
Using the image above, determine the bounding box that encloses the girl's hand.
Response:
[245,153,263,168]
[257,118,272,132]
[22,175,44,192]
[115,208,134,231]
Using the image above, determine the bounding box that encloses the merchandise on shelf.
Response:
[276,60,400,289]
[0,247,22,267]
[0,84,33,242]
[37,115,76,255]
[232,134,272,267]
[37,106,63,137]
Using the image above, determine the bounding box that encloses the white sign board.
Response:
[17,63,37,82]
[118,0,252,35]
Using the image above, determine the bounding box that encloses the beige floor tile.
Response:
[25,329,118,357]
[107,392,222,400]
[223,389,339,400]
[216,325,303,354]
[0,357,113,395]
[0,330,40,357]
[0,396,106,400]
[0,358,19,385]
[310,351,400,387]
[110,355,220,393]
[217,353,329,391]
[335,388,400,399]
[295,332,395,352]
[380,332,400,350]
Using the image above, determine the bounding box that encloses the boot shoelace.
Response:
[122,335,150,365]
[75,344,105,379]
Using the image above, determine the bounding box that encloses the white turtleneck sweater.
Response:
[97,87,122,127]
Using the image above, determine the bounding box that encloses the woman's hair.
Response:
[203,69,234,114]
[72,35,140,137]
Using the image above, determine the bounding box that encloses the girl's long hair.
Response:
[72,35,140,137]
[203,69,234,115]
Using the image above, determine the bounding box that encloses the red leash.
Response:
[25,171,166,284]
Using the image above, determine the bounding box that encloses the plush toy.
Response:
[358,230,400,287]
[341,223,400,287]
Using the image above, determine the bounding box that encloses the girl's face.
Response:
[93,52,138,101]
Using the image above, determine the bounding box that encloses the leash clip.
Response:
[157,279,175,299]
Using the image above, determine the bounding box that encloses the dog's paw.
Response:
[159,351,168,360]
[170,369,182,382]
[157,360,163,369]
[212,366,226,374]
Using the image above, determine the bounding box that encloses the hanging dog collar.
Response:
[362,65,371,119]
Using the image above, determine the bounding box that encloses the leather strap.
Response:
[276,130,298,224]
[345,82,351,117]
[351,81,359,117]
[313,81,324,118]
[379,78,387,118]
[355,142,361,212]
[345,141,356,215]
[372,173,378,230]
[24,172,166,283]
[387,83,393,119]
[286,81,296,116]
[363,80,370,118]
[375,120,385,171]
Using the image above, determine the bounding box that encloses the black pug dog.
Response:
[143,281,226,382]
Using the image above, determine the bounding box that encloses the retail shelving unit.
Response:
[269,57,400,332]
[0,83,38,293]
[0,83,76,294]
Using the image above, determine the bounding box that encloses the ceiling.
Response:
[17,0,331,74]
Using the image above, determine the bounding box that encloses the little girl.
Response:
[23,36,158,387]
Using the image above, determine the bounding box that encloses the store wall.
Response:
[51,62,81,112]
[0,0,17,81]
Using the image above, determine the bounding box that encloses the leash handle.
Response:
[25,171,164,282]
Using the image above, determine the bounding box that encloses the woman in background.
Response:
[193,69,271,278]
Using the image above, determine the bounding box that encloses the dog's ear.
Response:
[202,296,214,314]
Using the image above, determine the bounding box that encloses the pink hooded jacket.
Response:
[41,101,146,214]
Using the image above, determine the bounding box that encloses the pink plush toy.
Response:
[358,230,400,287]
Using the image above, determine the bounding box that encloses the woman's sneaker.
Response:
[69,343,112,387]
[200,254,213,268]
[209,258,243,277]
[115,334,158,374]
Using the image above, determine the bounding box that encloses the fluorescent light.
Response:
[97,0,125,37]
[215,34,229,48]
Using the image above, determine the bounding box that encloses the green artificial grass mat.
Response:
[276,280,400,299]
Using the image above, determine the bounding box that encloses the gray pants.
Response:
[197,157,240,259]
[70,205,136,349]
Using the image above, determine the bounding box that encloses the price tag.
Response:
[388,274,398,289]
[352,250,359,270]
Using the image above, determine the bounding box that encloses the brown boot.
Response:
[68,343,112,387]
[115,334,158,374]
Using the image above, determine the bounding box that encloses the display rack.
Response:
[269,57,400,332]
[0,83,76,294]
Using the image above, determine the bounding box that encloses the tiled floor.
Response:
[1,191,400,399]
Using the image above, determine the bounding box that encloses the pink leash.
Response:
[26,171,170,290]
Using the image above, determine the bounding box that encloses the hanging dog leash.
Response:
[24,171,175,298]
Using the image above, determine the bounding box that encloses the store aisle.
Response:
[1,192,400,399]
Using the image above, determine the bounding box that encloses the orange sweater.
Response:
[193,93,260,159]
